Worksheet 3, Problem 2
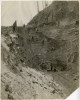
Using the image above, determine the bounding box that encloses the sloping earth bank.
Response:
[1,34,78,99]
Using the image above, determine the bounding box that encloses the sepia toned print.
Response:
[1,1,79,99]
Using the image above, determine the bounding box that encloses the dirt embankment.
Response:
[1,33,64,99]
[1,33,79,99]
[1,1,79,99]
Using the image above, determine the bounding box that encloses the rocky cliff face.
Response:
[15,1,79,71]
[2,1,79,72]
[28,1,79,26]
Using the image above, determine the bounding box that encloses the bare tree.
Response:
[45,1,48,7]
[23,24,25,28]
[42,1,44,9]
[37,1,39,13]
[13,20,17,32]
[31,13,32,19]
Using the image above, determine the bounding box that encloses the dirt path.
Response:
[47,71,79,97]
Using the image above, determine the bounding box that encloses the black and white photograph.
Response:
[1,1,79,99]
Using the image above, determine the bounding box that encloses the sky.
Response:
[1,1,52,26]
